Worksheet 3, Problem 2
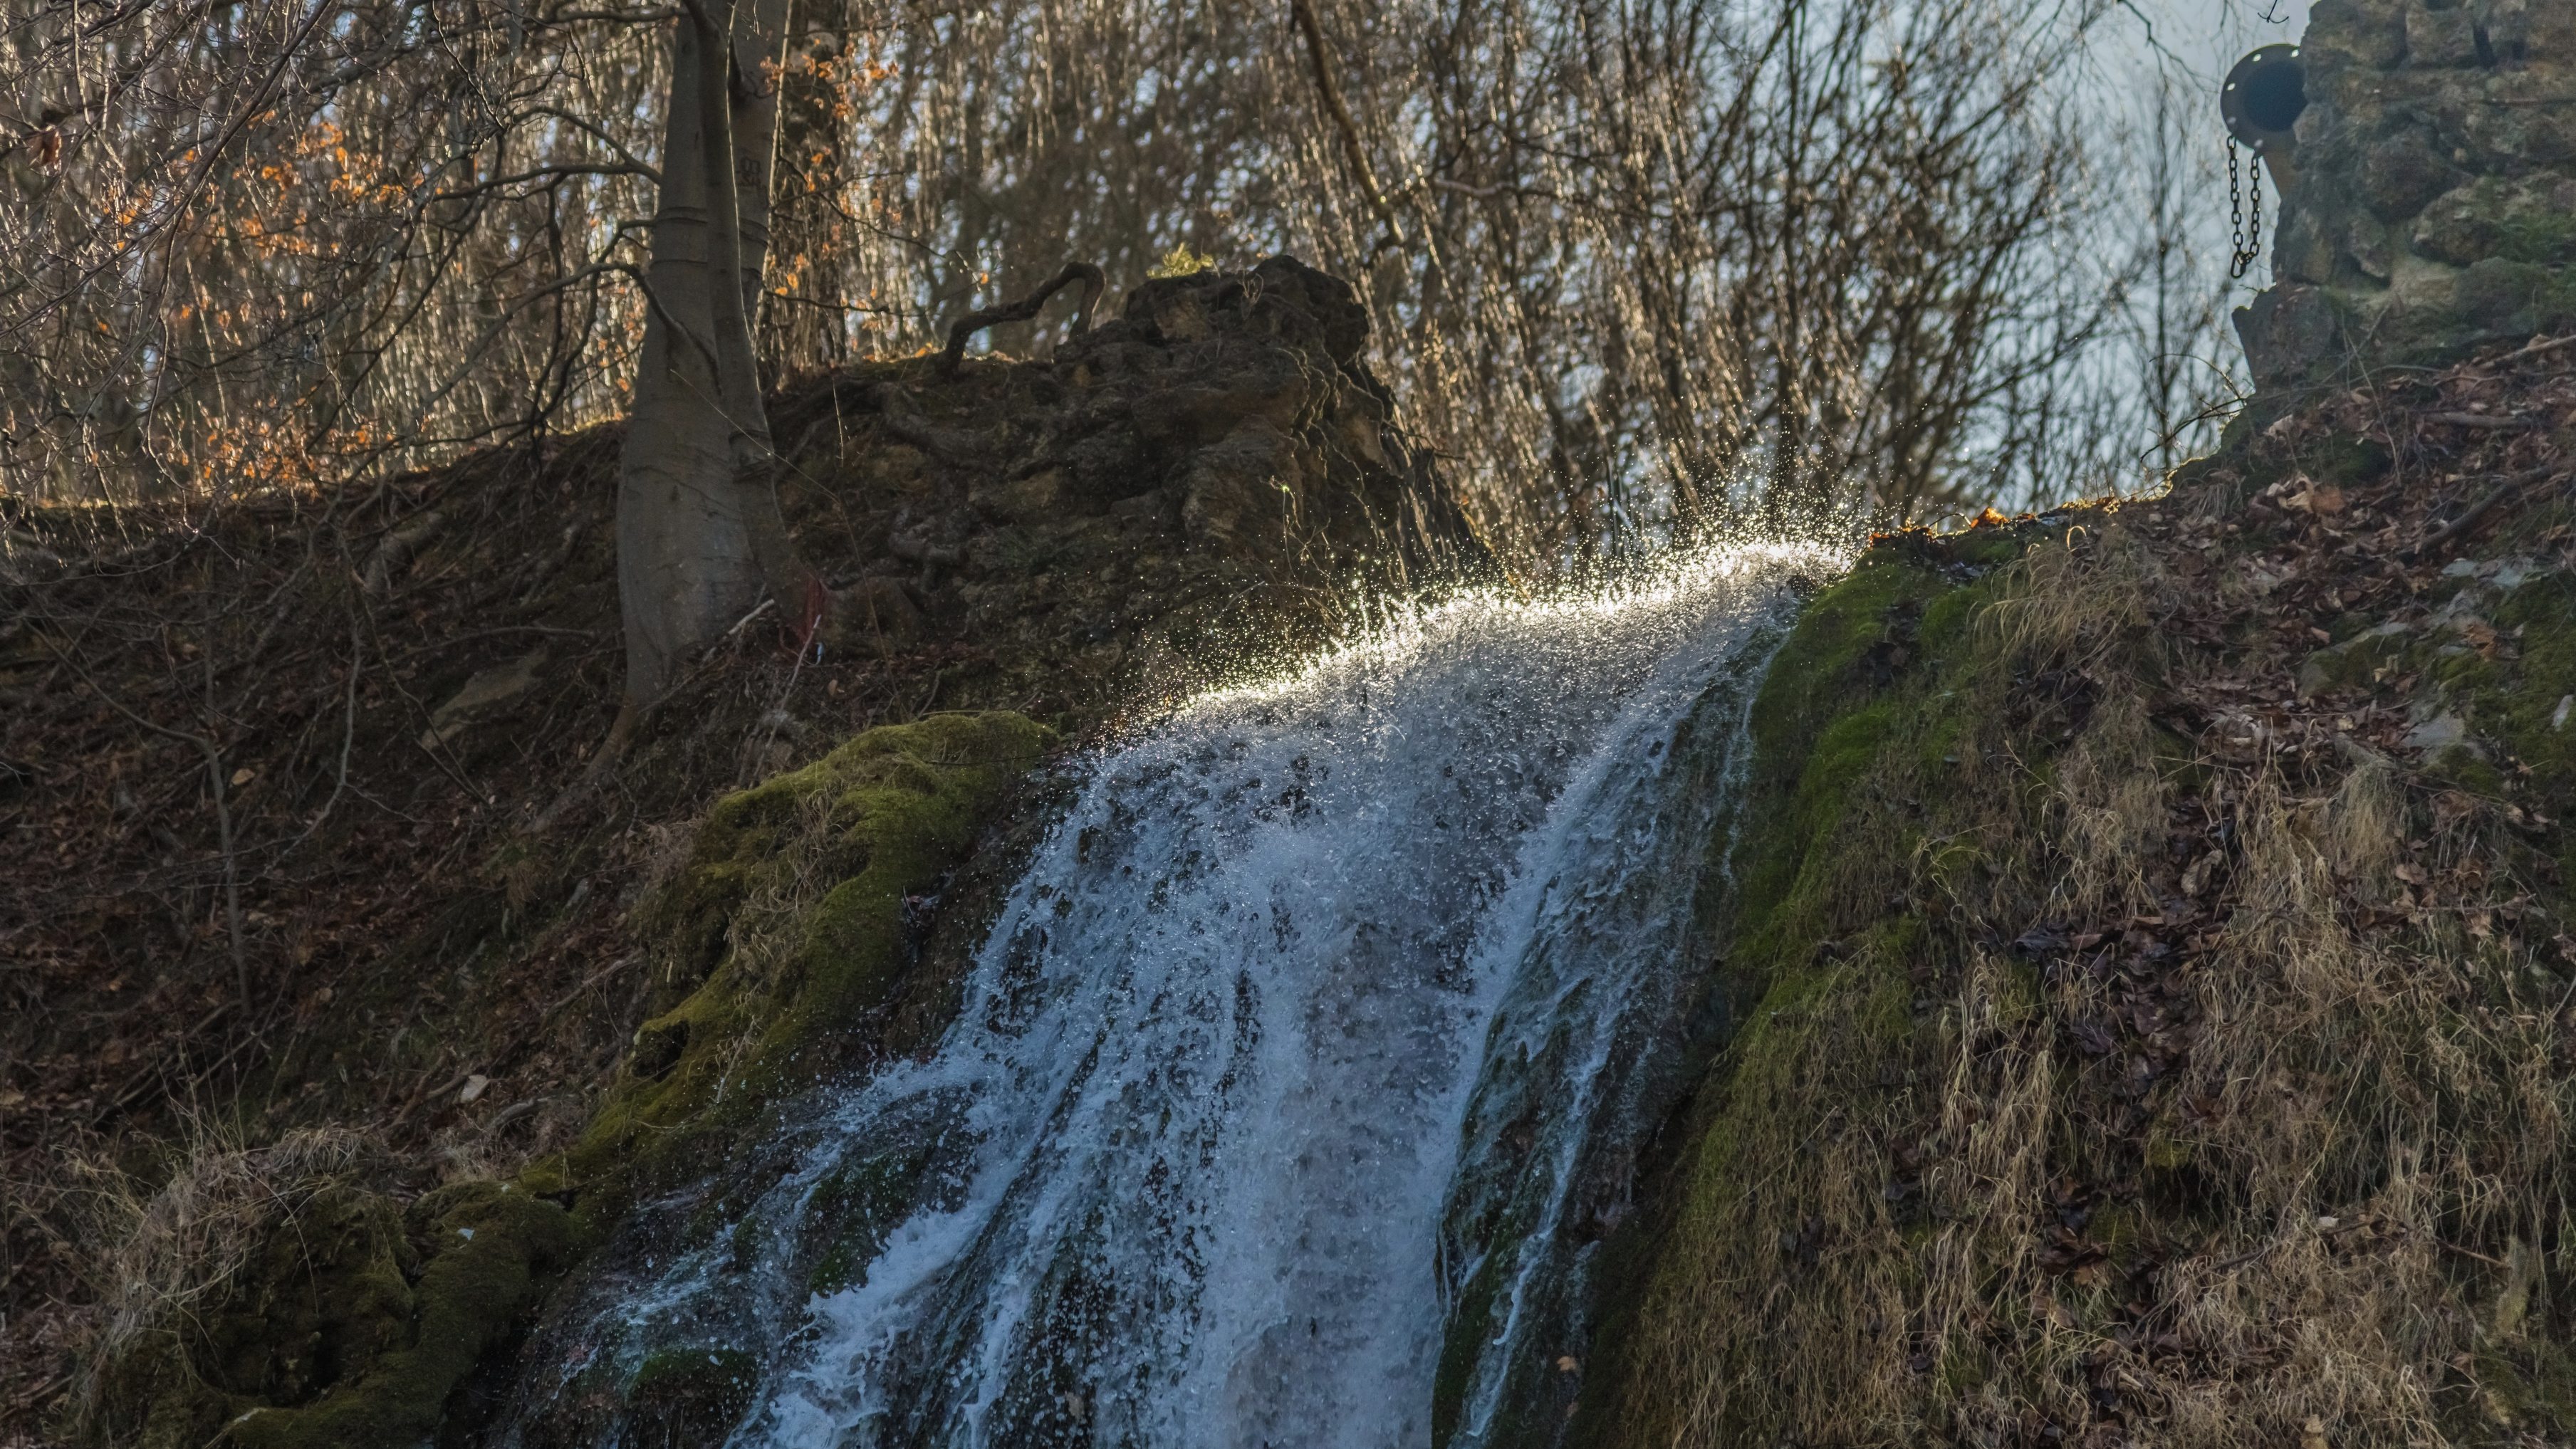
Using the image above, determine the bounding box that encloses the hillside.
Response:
[1569,338,2576,1447]
[0,258,1475,1444]
[11,0,2576,1434]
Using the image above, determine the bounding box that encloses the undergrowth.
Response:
[1584,462,2576,1447]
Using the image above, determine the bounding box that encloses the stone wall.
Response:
[2239,0,2576,389]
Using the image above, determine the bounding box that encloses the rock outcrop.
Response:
[786,253,1482,711]
[2241,0,2576,387]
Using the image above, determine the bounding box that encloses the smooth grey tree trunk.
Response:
[616,0,802,706]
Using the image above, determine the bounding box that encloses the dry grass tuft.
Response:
[59,1118,380,1435]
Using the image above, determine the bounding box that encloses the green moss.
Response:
[216,1183,581,1448]
[803,1146,929,1295]
[2087,1203,2142,1260]
[558,711,1050,1228]
[1431,1217,1524,1448]
[2500,208,2576,268]
[1934,1337,1988,1403]
[626,1348,758,1440]
[2465,1337,2576,1437]
[2296,622,2416,696]
[2142,1123,2194,1175]
[2312,432,2393,488]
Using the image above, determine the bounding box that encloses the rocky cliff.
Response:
[2242,0,2576,388]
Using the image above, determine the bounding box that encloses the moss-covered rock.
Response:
[548,711,1050,1229]
[624,1347,758,1441]
[84,713,1050,1448]
[216,1183,580,1448]
[93,1181,578,1449]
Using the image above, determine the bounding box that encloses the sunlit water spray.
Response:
[499,543,1839,1449]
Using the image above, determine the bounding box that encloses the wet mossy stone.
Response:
[803,1144,931,1295]
[198,1187,416,1406]
[98,1181,580,1449]
[86,1187,413,1449]
[626,1348,758,1442]
[557,711,1053,1225]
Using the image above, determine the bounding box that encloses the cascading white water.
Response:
[502,544,1832,1449]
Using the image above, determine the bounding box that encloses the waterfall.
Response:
[499,544,1830,1449]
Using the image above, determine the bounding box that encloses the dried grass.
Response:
[1598,513,2576,1446]
[58,1117,379,1435]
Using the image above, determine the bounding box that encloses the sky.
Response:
[2080,0,2316,471]
[2116,0,2313,84]
[2114,0,2312,297]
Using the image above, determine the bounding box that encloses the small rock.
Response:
[2406,4,2481,67]
[2404,711,2471,754]
[823,578,922,658]
[419,648,548,749]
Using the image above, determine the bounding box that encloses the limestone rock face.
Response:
[2239,0,2576,388]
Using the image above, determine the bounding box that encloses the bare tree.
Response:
[615,0,812,706]
[758,0,2161,548]
[0,0,826,703]
[0,0,2231,582]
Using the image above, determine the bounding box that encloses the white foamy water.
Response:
[500,543,1832,1449]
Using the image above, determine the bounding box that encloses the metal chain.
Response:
[2228,138,2263,280]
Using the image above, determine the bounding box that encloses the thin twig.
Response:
[2400,464,2562,562]
[939,263,1105,375]
[2502,333,2576,363]
[2420,412,2538,432]
[1288,0,1407,248]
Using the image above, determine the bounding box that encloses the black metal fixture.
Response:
[2222,43,2306,192]
[2221,44,2306,280]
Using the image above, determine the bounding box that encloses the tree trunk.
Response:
[615,0,803,706]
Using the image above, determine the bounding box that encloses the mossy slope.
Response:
[1578,485,2576,1446]
[90,711,1048,1445]
[544,710,1051,1228]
